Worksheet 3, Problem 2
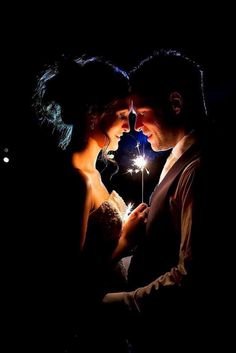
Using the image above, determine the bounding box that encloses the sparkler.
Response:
[126,142,149,203]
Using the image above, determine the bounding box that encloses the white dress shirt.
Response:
[158,131,196,184]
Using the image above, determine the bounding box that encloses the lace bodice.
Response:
[82,190,128,292]
[102,190,128,219]
[90,190,128,221]
[84,190,127,256]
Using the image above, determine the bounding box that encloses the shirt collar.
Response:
[171,130,196,161]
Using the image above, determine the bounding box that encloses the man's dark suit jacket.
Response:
[103,131,230,349]
[128,142,201,297]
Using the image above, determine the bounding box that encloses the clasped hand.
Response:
[121,203,149,248]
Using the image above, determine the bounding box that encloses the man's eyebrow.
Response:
[135,106,152,111]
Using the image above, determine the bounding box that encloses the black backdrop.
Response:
[2,10,235,352]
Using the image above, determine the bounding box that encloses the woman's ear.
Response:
[169,91,183,115]
[89,113,100,131]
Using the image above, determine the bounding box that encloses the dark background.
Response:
[3,9,235,185]
[2,8,235,352]
[3,17,235,202]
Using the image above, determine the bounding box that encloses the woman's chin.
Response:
[108,143,119,152]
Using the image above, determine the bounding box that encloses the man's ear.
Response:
[169,91,183,115]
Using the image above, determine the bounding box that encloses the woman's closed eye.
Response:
[117,113,129,120]
[115,108,130,120]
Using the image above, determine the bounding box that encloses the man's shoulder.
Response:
[176,156,201,197]
[183,156,201,175]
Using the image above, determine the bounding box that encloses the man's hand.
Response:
[102,291,140,313]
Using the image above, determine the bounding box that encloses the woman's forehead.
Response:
[131,94,151,108]
[111,97,132,110]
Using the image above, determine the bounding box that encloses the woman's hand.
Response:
[121,203,149,247]
[111,203,149,261]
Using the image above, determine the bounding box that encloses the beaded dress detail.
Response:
[82,190,128,293]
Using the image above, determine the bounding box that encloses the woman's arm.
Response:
[76,172,93,251]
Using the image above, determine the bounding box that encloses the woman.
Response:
[33,55,148,351]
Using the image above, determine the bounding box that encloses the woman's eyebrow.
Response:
[116,109,129,114]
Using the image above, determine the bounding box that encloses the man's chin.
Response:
[149,142,158,152]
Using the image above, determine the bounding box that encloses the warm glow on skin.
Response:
[132,96,184,151]
[102,98,132,151]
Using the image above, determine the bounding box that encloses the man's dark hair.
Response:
[130,49,207,128]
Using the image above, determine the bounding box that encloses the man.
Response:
[102,49,219,350]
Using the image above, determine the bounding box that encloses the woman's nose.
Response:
[123,119,130,133]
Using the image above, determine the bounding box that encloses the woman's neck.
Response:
[72,137,101,173]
